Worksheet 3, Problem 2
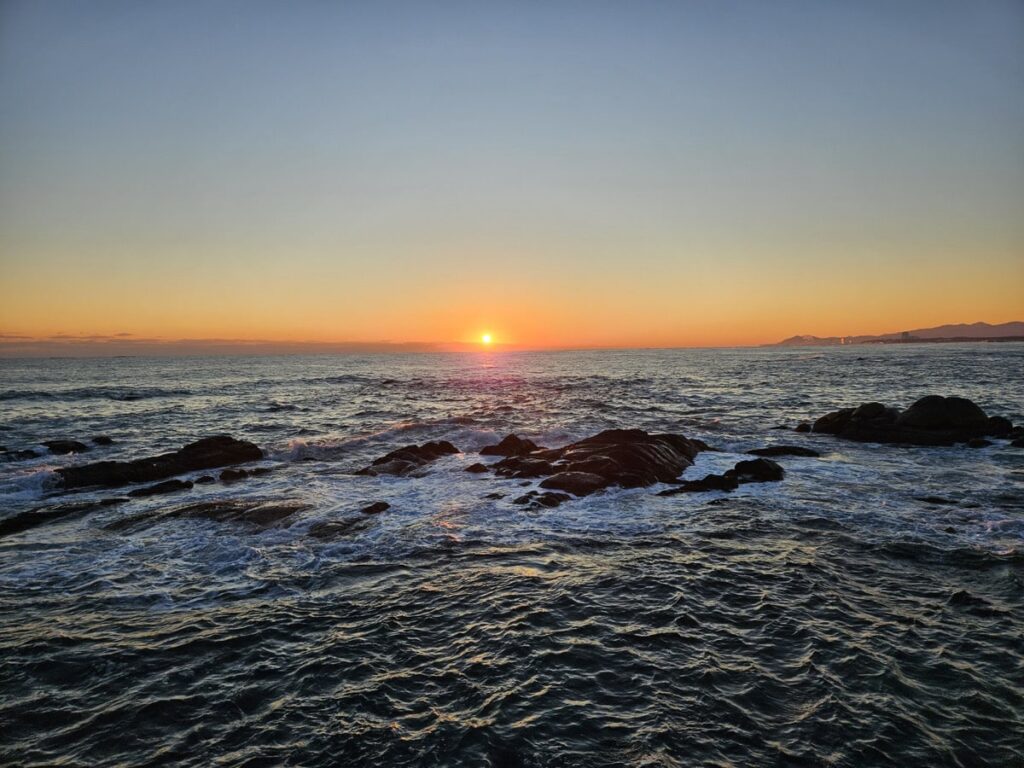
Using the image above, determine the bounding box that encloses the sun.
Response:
[481,333,493,345]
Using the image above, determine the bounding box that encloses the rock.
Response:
[988,416,1013,437]
[795,423,811,433]
[658,474,739,495]
[1011,437,1024,448]
[92,436,114,446]
[811,396,1011,446]
[128,479,194,498]
[309,517,370,540]
[465,462,489,473]
[966,438,992,449]
[0,498,127,538]
[944,526,957,533]
[492,456,555,479]
[44,440,90,455]
[483,492,505,500]
[916,496,957,505]
[658,458,783,496]
[513,491,572,509]
[770,424,789,430]
[56,435,263,489]
[220,468,249,483]
[194,475,216,484]
[480,434,542,457]
[360,501,390,515]
[539,471,608,496]
[356,440,459,476]
[169,499,308,528]
[0,449,39,462]
[747,445,820,458]
[730,458,785,482]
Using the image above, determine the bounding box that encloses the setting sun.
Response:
[481,333,493,345]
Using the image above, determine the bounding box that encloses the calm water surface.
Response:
[1,345,1022,766]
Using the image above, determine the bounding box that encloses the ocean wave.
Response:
[0,386,192,402]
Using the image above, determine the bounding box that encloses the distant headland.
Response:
[769,322,1024,347]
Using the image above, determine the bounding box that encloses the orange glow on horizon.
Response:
[481,333,493,345]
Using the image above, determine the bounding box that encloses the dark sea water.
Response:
[1,345,1023,767]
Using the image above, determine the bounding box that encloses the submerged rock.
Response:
[0,448,39,462]
[0,498,127,538]
[360,501,390,515]
[44,439,90,455]
[659,458,784,496]
[513,490,572,509]
[465,462,489,473]
[811,396,1012,446]
[747,445,820,458]
[480,434,543,457]
[356,440,459,477]
[127,479,194,498]
[56,435,263,489]
[92,435,114,446]
[169,499,308,528]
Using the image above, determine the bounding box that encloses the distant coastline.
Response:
[768,321,1024,347]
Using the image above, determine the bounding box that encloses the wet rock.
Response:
[1011,437,1024,448]
[168,499,309,528]
[658,474,739,495]
[493,456,555,479]
[795,423,811,433]
[309,517,370,540]
[480,434,542,457]
[988,416,1013,437]
[915,496,957,505]
[0,498,127,538]
[128,479,194,498]
[513,491,572,509]
[220,468,249,483]
[966,438,992,449]
[770,424,789,430]
[0,448,39,462]
[944,526,957,534]
[747,445,820,458]
[539,471,608,496]
[465,462,489,473]
[811,396,1012,446]
[92,435,114,446]
[360,501,390,515]
[730,458,785,482]
[194,475,216,484]
[44,439,90,455]
[56,435,263,489]
[356,440,459,477]
[483,492,505,500]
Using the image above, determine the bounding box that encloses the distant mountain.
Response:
[771,321,1024,347]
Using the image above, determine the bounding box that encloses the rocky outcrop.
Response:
[44,440,90,455]
[480,434,543,457]
[465,462,489,473]
[658,458,784,496]
[811,396,1014,446]
[56,435,263,489]
[748,445,820,458]
[356,440,459,476]
[497,429,702,496]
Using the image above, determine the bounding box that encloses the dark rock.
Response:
[360,501,390,515]
[309,517,370,540]
[1011,437,1024,448]
[729,458,785,483]
[944,526,957,534]
[747,445,820,458]
[966,438,992,449]
[770,425,789,430]
[513,491,572,509]
[194,475,216,484]
[483,492,505,500]
[128,479,194,498]
[658,474,739,495]
[480,434,542,457]
[169,499,309,528]
[915,496,957,505]
[493,456,555,479]
[0,449,39,462]
[795,423,811,433]
[465,462,489,473]
[811,396,1010,446]
[0,498,127,538]
[539,471,608,496]
[44,440,90,455]
[92,436,114,446]
[220,468,249,483]
[0,445,5,452]
[356,440,459,477]
[56,435,263,489]
[988,416,1013,437]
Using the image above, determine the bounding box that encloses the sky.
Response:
[1,0,1022,351]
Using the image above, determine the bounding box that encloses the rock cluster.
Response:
[356,440,459,476]
[658,458,784,495]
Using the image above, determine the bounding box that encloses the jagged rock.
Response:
[747,445,820,457]
[658,458,784,496]
[360,501,390,514]
[465,462,489,473]
[56,435,263,489]
[0,498,127,538]
[811,396,1012,446]
[480,434,542,457]
[356,440,459,476]
[44,440,90,455]
[539,471,608,496]
[513,491,572,509]
[492,456,555,478]
[127,479,193,497]
[658,474,738,495]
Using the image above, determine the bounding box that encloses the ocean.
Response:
[1,345,1022,766]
